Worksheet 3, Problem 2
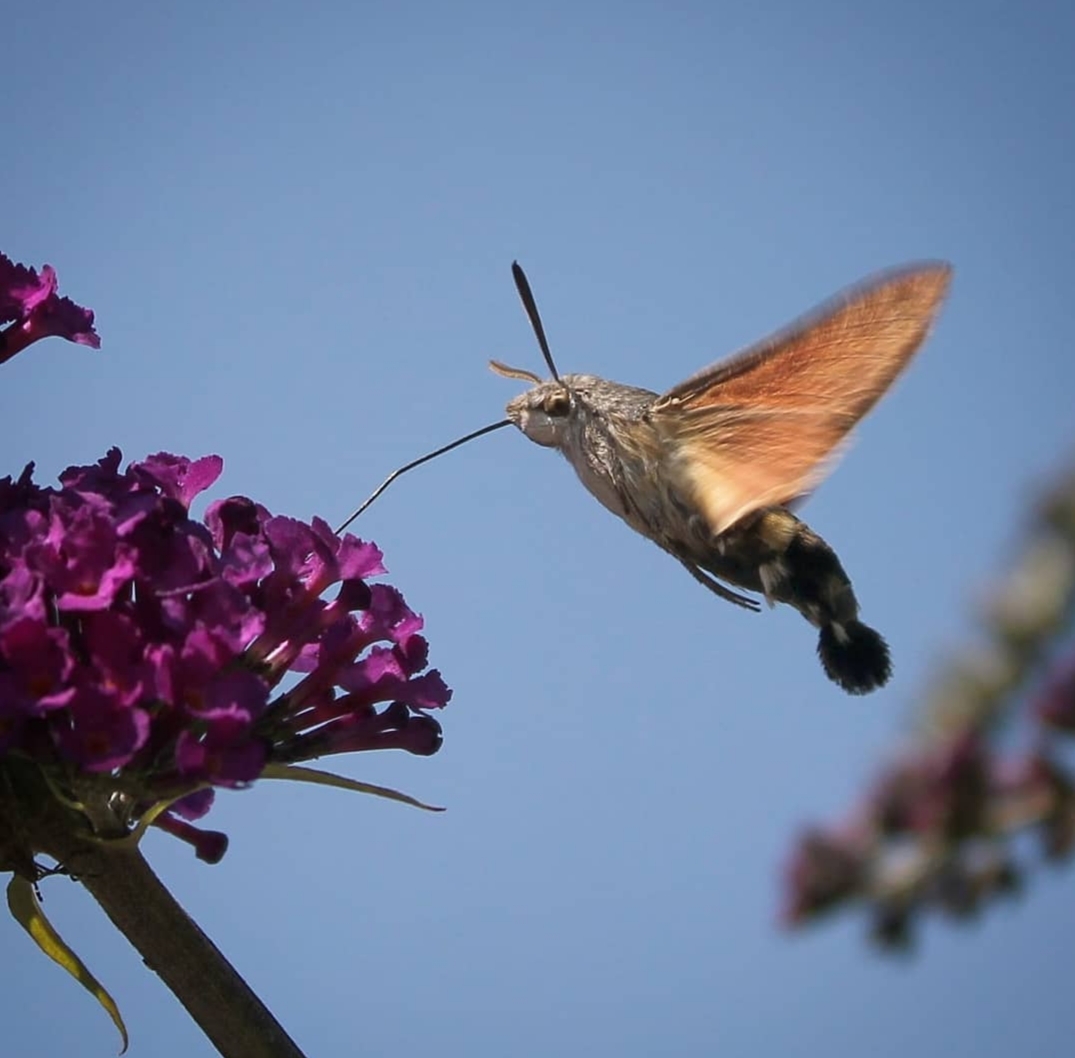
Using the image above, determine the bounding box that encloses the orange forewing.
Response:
[652,264,952,535]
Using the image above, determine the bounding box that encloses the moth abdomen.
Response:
[778,521,891,692]
[695,508,892,693]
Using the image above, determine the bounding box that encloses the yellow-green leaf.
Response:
[260,763,444,811]
[7,875,129,1054]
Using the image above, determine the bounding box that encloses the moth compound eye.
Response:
[542,391,571,417]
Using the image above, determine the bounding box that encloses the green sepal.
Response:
[260,763,444,811]
[7,875,129,1054]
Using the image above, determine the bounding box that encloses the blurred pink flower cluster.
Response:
[783,467,1075,948]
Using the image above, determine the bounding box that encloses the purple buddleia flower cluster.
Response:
[782,464,1075,949]
[0,450,450,862]
[0,251,99,362]
[780,731,1067,947]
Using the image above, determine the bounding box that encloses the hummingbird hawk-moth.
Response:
[339,261,951,695]
[489,262,952,694]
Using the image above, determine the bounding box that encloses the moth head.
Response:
[489,360,574,448]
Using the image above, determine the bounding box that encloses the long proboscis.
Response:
[335,419,513,535]
[511,261,561,381]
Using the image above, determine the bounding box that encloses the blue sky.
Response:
[3,2,1075,1054]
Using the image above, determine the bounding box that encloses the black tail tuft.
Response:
[817,621,891,695]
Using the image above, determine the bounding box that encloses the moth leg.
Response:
[676,557,761,612]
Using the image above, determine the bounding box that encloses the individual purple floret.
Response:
[0,450,451,861]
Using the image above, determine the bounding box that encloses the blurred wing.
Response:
[651,263,952,535]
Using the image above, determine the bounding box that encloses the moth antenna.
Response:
[512,261,561,382]
[335,419,513,535]
[489,359,543,385]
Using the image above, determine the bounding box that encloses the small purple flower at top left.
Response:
[0,251,99,365]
